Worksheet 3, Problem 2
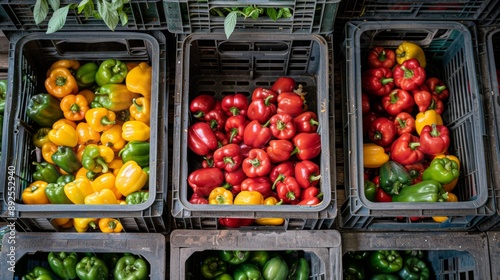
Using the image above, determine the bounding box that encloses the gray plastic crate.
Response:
[340,21,495,230]
[342,231,491,279]
[0,232,166,279]
[172,32,336,230]
[170,229,341,280]
[0,31,169,233]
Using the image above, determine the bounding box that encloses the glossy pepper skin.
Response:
[113,255,148,280]
[392,180,448,202]
[32,161,60,183]
[204,108,228,132]
[85,108,116,132]
[414,90,443,114]
[60,93,89,121]
[419,124,450,155]
[130,97,151,125]
[225,115,248,144]
[126,62,152,98]
[382,89,415,116]
[234,190,264,205]
[363,143,390,168]
[98,218,123,233]
[266,140,295,163]
[426,77,449,100]
[73,217,98,232]
[241,177,272,198]
[75,62,98,88]
[46,60,80,77]
[295,160,321,189]
[84,189,118,204]
[368,47,396,69]
[415,109,443,135]
[119,141,150,168]
[188,122,218,156]
[221,93,249,117]
[394,112,415,135]
[76,122,101,145]
[75,256,109,280]
[294,111,319,133]
[52,146,82,174]
[277,177,301,204]
[82,144,114,173]
[272,77,296,94]
[95,84,140,112]
[422,157,460,185]
[370,250,403,273]
[247,95,276,124]
[270,161,295,189]
[362,67,395,96]
[23,266,54,280]
[262,256,288,280]
[242,149,272,178]
[188,167,224,197]
[269,113,296,140]
[125,191,149,205]
[22,181,50,204]
[405,162,426,185]
[32,127,52,148]
[292,133,321,160]
[243,120,272,149]
[379,161,413,195]
[49,122,78,147]
[288,257,310,280]
[209,187,233,205]
[115,161,148,196]
[201,256,227,279]
[27,93,65,127]
[214,143,243,172]
[393,58,426,91]
[248,251,270,268]
[190,94,217,119]
[364,180,377,202]
[48,252,79,280]
[220,250,250,265]
[277,92,304,117]
[368,117,397,147]
[398,257,430,280]
[45,181,73,204]
[390,133,424,165]
[64,178,94,204]
[45,67,79,98]
[255,197,285,225]
[122,120,150,142]
[233,263,264,280]
[433,154,460,192]
[396,41,426,68]
[95,59,128,86]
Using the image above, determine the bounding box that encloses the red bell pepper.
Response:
[381,89,415,116]
[225,167,247,195]
[219,218,254,228]
[215,131,229,147]
[240,177,272,198]
[293,111,319,133]
[363,111,379,136]
[297,196,322,205]
[299,186,322,201]
[413,90,444,114]
[242,149,272,177]
[202,152,214,168]
[292,133,321,160]
[247,95,277,124]
[295,160,321,189]
[213,143,243,172]
[190,94,216,119]
[367,46,396,69]
[243,120,273,149]
[419,124,450,155]
[188,167,224,197]
[390,133,424,165]
[269,161,295,189]
[189,193,209,204]
[362,67,394,96]
[239,143,252,158]
[368,117,397,147]
[271,77,296,94]
[394,112,415,135]
[404,162,426,184]
[277,92,304,117]
[188,122,218,156]
[204,109,227,132]
[375,188,392,202]
[370,99,387,116]
[393,58,426,91]
[276,177,301,204]
[361,93,371,115]
[221,93,249,117]
[269,113,297,140]
[252,87,278,103]
[225,115,248,144]
[266,140,295,163]
[426,77,449,100]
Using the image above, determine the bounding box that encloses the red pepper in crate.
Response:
[405,162,426,184]
[299,186,322,202]
[188,122,218,156]
[202,152,214,168]
[189,193,208,204]
[394,112,415,135]
[221,93,249,117]
[293,111,319,133]
[375,188,392,202]
[242,149,272,178]
[225,115,248,144]
[277,177,301,204]
[390,133,424,165]
[270,113,297,140]
[367,47,396,69]
[213,144,243,172]
[277,92,304,117]
[292,133,321,160]
[271,77,296,94]
[239,143,252,158]
[363,111,379,136]
[219,218,254,228]
[419,124,450,155]
[215,131,229,147]
[426,77,449,100]
[225,167,247,195]
[247,96,277,124]
[295,160,321,189]
[362,67,395,96]
[381,89,415,116]
[266,140,295,163]
[241,177,273,198]
[368,117,397,147]
[188,167,224,197]
[252,87,278,103]
[243,120,273,149]
[190,94,217,119]
[204,109,227,132]
[414,90,444,114]
[270,161,295,189]
[361,93,371,115]
[393,58,426,91]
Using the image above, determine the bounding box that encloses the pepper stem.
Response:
[435,85,447,94]
[396,117,406,129]
[249,157,261,168]
[290,146,299,156]
[193,111,204,119]
[230,107,240,116]
[381,78,394,86]
[409,142,421,150]
[286,191,296,201]
[401,66,414,79]
[108,221,117,230]
[133,98,144,112]
[430,123,440,137]
[277,120,286,130]
[272,174,285,190]
[309,118,319,128]
[309,174,321,183]
[229,128,238,144]
[223,156,235,168]
[264,95,274,106]
[216,195,226,204]
[55,76,67,86]
[96,158,109,173]
[70,103,80,113]
[262,120,271,128]
[378,51,387,62]
[100,116,116,125]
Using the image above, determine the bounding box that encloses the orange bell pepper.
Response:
[48,122,78,147]
[53,218,73,229]
[91,173,122,199]
[78,89,95,104]
[84,189,118,205]
[433,154,461,192]
[76,122,100,145]
[22,181,50,204]
[129,97,150,125]
[75,144,86,163]
[46,60,80,77]
[98,218,123,233]
[208,187,234,205]
[64,178,94,204]
[42,142,58,164]
[121,121,150,142]
[85,108,116,132]
[100,124,126,152]
[115,161,148,196]
[126,62,152,98]
[60,94,89,121]
[45,67,79,98]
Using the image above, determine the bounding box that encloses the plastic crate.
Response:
[165,0,340,35]
[170,229,341,280]
[172,32,336,230]
[340,21,495,230]
[0,31,170,233]
[336,0,491,22]
[0,232,166,279]
[342,231,491,279]
[488,231,500,278]
[0,0,168,31]
[478,0,500,26]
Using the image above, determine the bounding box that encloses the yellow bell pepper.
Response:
[117,199,127,205]
[434,154,461,192]
[115,161,148,196]
[109,158,124,177]
[22,181,50,204]
[85,108,116,132]
[415,109,443,135]
[98,218,123,233]
[208,187,234,205]
[53,218,73,229]
[53,218,70,226]
[91,173,122,199]
[48,122,78,147]
[396,41,426,68]
[432,193,458,223]
[121,121,150,142]
[255,197,284,226]
[84,189,118,205]
[82,144,115,174]
[42,142,58,164]
[126,62,152,98]
[100,124,126,152]
[234,191,264,205]
[363,143,390,168]
[64,178,94,204]
[46,59,80,77]
[76,122,100,145]
[129,97,151,125]
[73,218,98,233]
[75,167,89,179]
[53,118,77,129]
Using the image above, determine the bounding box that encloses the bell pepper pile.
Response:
[186,77,323,227]
[21,252,149,280]
[343,249,431,280]
[199,250,310,280]
[23,59,153,208]
[360,42,461,222]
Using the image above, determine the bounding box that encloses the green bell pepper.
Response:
[364,180,377,202]
[32,127,52,149]
[343,261,364,280]
[126,191,149,205]
[370,274,400,280]
[215,274,234,280]
[370,250,403,274]
[76,62,98,88]
[347,251,370,261]
[51,146,82,174]
[262,256,288,280]
[248,251,269,268]
[114,255,149,280]
[102,253,121,270]
[422,157,460,185]
[233,263,263,280]
[26,93,64,127]
[75,256,109,280]
[95,59,128,86]
[288,257,310,280]
[201,256,227,279]
[33,161,61,183]
[0,79,7,114]
[94,84,140,112]
[57,174,76,185]
[379,161,413,195]
[82,145,109,173]
[45,181,73,204]
[22,266,54,280]
[48,252,79,280]
[220,250,250,265]
[398,257,430,280]
[403,250,425,260]
[119,141,150,168]
[392,180,448,202]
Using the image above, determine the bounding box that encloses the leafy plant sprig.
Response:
[34,0,130,33]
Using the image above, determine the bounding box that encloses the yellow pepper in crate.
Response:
[46,60,80,77]
[129,97,151,125]
[60,93,89,121]
[64,178,94,204]
[85,108,116,132]
[234,191,264,205]
[115,161,148,196]
[45,68,79,98]
[76,122,100,145]
[84,189,118,205]
[396,41,426,68]
[100,124,126,152]
[255,197,284,226]
[73,218,98,233]
[42,142,58,164]
[22,181,50,204]
[121,121,150,142]
[126,62,152,98]
[108,159,124,177]
[99,218,123,233]
[363,143,390,168]
[415,109,443,135]
[208,187,234,205]
[91,173,122,200]
[48,122,78,147]
[432,193,459,223]
[53,118,77,129]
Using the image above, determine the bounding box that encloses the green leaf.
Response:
[48,0,60,11]
[33,0,49,24]
[119,11,128,26]
[224,11,238,39]
[266,7,278,21]
[248,8,260,19]
[77,0,91,14]
[276,8,283,19]
[97,0,120,31]
[281,7,292,18]
[46,5,70,33]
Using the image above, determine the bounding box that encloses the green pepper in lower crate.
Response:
[215,273,233,280]
[233,263,263,280]
[370,250,403,273]
[201,256,227,279]
[262,256,288,280]
[370,274,400,280]
[75,256,109,280]
[33,161,61,183]
[288,257,310,280]
[220,250,250,265]
[48,252,79,280]
[102,253,121,271]
[248,251,269,268]
[22,266,54,280]
[114,255,148,280]
[125,191,149,205]
[392,180,448,203]
[398,257,430,280]
[343,261,364,280]
[347,251,370,261]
